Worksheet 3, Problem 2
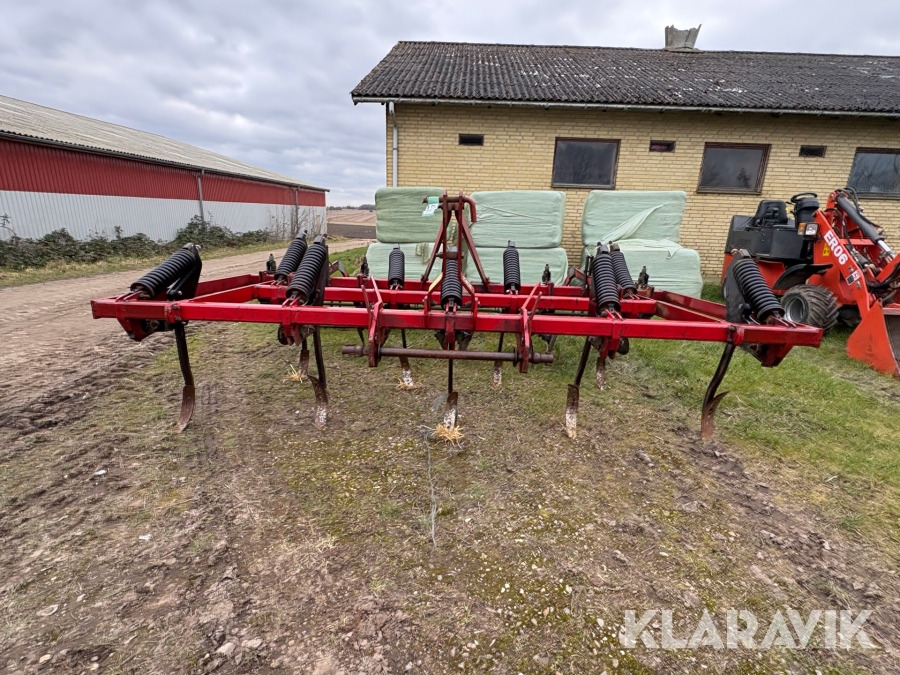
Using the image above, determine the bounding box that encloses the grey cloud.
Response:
[3,0,899,204]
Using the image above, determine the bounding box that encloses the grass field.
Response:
[1,245,897,673]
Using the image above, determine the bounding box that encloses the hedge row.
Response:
[0,217,274,270]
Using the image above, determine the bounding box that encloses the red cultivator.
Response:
[91,191,823,439]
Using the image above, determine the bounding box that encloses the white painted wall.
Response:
[0,191,326,242]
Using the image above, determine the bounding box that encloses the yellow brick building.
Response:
[354,43,900,277]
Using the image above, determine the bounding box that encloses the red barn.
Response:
[0,94,326,242]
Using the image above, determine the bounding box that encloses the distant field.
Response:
[327,208,376,226]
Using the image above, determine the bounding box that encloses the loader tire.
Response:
[781,285,839,331]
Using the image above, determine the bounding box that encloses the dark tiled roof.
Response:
[352,42,900,115]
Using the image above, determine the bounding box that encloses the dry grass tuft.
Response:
[429,423,464,443]
[285,364,307,383]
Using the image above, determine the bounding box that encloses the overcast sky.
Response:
[2,0,899,205]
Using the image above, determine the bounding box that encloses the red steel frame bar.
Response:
[92,276,821,348]
[91,190,824,438]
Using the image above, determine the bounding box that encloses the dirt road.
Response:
[0,241,366,410]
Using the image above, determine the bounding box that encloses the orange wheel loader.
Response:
[721,189,900,376]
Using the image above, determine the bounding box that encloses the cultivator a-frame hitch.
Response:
[92,191,822,439]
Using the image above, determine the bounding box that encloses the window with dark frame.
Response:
[697,143,770,193]
[649,140,676,153]
[847,148,900,197]
[799,145,826,158]
[551,138,620,188]
[458,134,484,146]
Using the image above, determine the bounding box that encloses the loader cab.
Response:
[724,200,810,264]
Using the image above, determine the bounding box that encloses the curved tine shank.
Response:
[174,322,195,432]
[701,342,737,440]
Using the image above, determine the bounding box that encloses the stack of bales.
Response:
[364,187,445,279]
[579,190,703,296]
[469,191,569,285]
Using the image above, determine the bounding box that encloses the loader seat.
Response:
[752,200,790,229]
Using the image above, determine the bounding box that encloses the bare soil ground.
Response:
[326,211,375,241]
[0,243,363,411]
[1,251,898,674]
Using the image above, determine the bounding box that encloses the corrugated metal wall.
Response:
[0,137,326,241]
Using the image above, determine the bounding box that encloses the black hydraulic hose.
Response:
[836,195,885,245]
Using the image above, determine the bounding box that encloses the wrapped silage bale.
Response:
[470,247,569,286]
[470,190,565,249]
[579,239,703,297]
[374,187,445,243]
[364,242,438,281]
[581,191,687,245]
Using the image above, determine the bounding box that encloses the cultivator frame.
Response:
[92,191,822,439]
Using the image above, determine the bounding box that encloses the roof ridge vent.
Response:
[664,25,701,51]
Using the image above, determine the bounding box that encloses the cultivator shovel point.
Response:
[298,338,310,381]
[397,329,417,389]
[700,343,736,440]
[173,322,195,433]
[92,193,823,439]
[443,391,460,430]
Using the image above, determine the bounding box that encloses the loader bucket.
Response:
[846,305,900,377]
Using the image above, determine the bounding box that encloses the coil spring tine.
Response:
[298,337,310,381]
[443,358,458,429]
[398,329,415,389]
[492,332,504,389]
[309,328,328,430]
[565,385,579,440]
[174,322,195,432]
[565,339,594,439]
[443,392,459,430]
[544,334,558,354]
[596,356,607,391]
[701,342,737,440]
[310,376,328,430]
[399,356,415,389]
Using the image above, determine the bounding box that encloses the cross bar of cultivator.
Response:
[91,191,823,439]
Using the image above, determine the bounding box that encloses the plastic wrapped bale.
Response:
[470,247,569,286]
[581,191,687,246]
[364,242,437,281]
[580,239,703,297]
[374,187,445,243]
[470,190,565,248]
